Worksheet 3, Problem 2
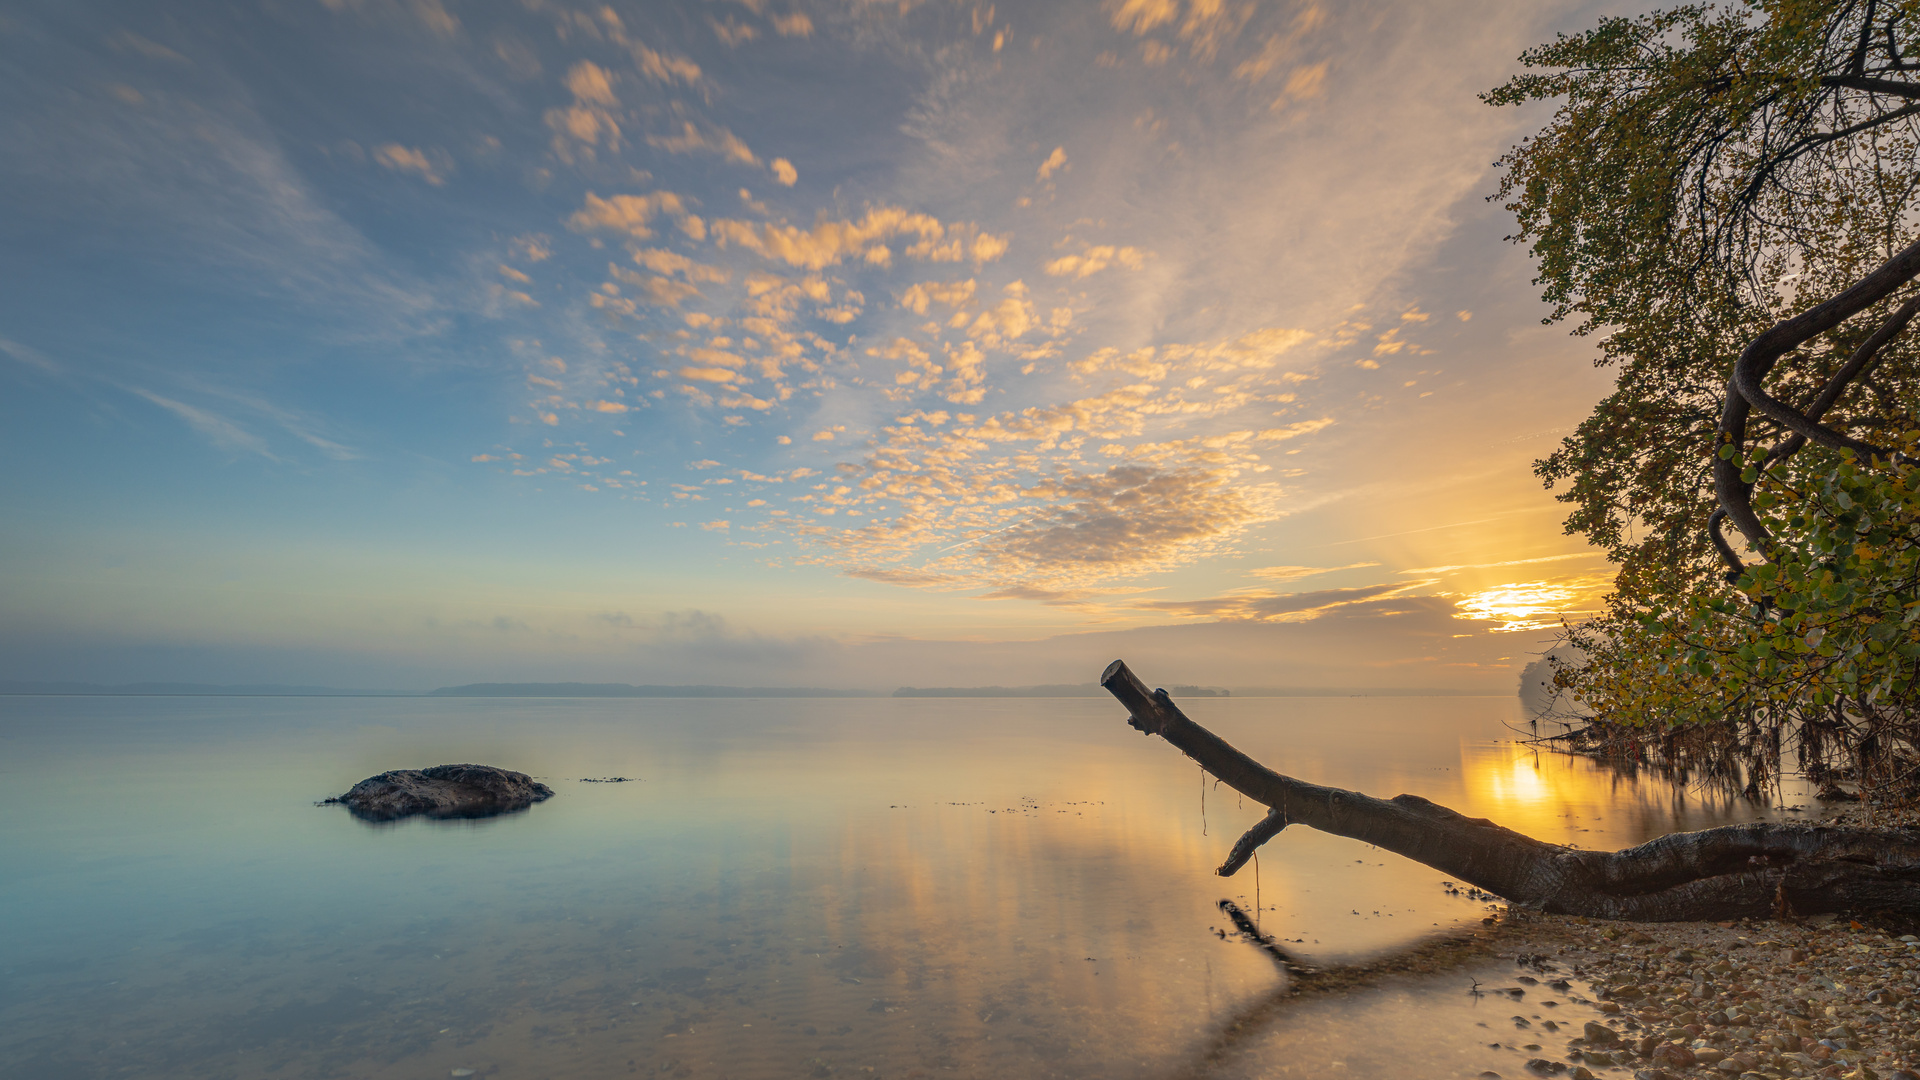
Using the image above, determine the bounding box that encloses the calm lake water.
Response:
[0,693,1793,1080]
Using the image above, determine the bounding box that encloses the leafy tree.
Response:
[1488,0,1920,792]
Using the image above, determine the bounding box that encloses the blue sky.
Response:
[0,0,1633,690]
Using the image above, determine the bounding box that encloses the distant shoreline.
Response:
[2,679,1510,699]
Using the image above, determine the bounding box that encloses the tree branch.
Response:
[1760,292,1920,469]
[1102,660,1920,920]
[1821,73,1920,99]
[1714,236,1920,558]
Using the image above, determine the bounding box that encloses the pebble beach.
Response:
[1472,800,1920,1080]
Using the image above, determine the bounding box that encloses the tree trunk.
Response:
[1101,660,1920,921]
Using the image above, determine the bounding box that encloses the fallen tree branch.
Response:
[1101,659,1920,921]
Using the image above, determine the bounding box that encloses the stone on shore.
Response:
[324,764,554,822]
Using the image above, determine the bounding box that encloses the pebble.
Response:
[1481,801,1920,1080]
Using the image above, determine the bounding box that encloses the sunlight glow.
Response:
[1454,580,1581,632]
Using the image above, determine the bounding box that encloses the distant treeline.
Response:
[0,681,405,696]
[426,682,880,698]
[893,684,1229,698]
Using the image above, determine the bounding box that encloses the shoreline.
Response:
[1472,799,1920,1080]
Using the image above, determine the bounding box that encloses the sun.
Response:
[1455,580,1586,632]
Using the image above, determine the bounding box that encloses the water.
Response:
[0,694,1786,1080]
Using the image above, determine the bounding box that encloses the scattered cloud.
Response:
[1246,562,1379,582]
[372,143,449,185]
[1044,244,1145,279]
[564,60,618,105]
[708,206,1004,271]
[648,121,759,166]
[568,191,701,241]
[1137,581,1426,622]
[1403,553,1599,575]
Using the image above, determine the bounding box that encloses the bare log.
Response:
[1102,659,1920,921]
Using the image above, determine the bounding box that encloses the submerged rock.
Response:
[323,764,554,822]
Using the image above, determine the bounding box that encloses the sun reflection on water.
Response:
[1455,737,1767,849]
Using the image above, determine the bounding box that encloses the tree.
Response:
[1101,661,1920,921]
[1487,0,1920,791]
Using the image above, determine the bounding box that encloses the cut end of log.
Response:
[1100,658,1168,735]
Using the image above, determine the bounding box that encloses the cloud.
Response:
[845,567,964,587]
[899,279,976,314]
[1106,0,1254,60]
[630,43,702,85]
[568,191,699,241]
[109,32,191,64]
[1246,562,1380,582]
[0,338,60,374]
[1036,146,1067,180]
[771,158,798,186]
[1136,582,1424,621]
[1402,553,1598,575]
[648,122,759,166]
[969,465,1270,583]
[564,60,619,105]
[710,17,758,46]
[1044,244,1145,279]
[1273,62,1329,109]
[628,249,728,282]
[774,13,814,37]
[1257,417,1334,441]
[372,143,448,185]
[128,388,273,457]
[510,234,552,262]
[709,206,1002,271]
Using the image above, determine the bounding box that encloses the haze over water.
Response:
[1,692,1783,1080]
[0,2,1730,1075]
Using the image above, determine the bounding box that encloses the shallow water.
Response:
[0,694,1789,1079]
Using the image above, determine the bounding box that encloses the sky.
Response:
[0,0,1639,692]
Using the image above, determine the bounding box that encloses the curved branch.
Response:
[1760,292,1920,469]
[1220,808,1288,877]
[1714,236,1920,556]
[1707,507,1745,580]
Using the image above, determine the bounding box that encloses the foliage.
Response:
[1489,0,1920,584]
[1561,441,1920,781]
[1490,1,1920,788]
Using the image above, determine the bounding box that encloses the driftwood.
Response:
[1101,660,1920,921]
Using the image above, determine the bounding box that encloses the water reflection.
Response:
[0,694,1779,1079]
[1457,739,1780,847]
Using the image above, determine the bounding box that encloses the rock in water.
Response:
[324,764,554,822]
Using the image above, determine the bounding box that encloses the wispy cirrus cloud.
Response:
[1401,552,1602,575]
[1246,562,1380,582]
[127,388,276,459]
[1135,581,1434,622]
